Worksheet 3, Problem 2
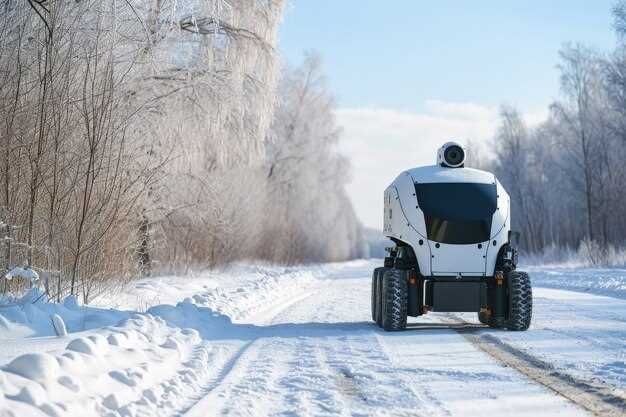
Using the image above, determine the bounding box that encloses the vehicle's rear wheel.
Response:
[381,268,408,331]
[505,271,532,331]
[375,268,386,326]
[371,268,382,322]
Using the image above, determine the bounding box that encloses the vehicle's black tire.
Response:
[376,268,382,327]
[375,268,386,326]
[381,268,408,331]
[371,268,382,322]
[504,270,532,331]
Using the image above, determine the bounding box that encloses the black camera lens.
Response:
[444,145,464,166]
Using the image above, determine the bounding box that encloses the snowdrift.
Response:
[0,262,344,416]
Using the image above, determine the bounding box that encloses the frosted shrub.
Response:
[578,239,606,266]
[576,239,626,267]
[522,240,626,268]
[603,245,626,267]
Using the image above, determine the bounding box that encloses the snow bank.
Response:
[3,272,326,416]
[0,261,326,343]
[0,262,331,416]
[94,260,336,316]
[1,313,214,417]
[0,289,130,339]
[525,266,626,299]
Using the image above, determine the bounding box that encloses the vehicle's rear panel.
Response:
[384,165,510,277]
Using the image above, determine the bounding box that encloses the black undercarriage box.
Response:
[426,280,486,312]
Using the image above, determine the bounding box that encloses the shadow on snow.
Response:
[145,301,488,342]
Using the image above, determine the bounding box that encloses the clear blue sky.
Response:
[279,1,616,112]
[278,1,618,228]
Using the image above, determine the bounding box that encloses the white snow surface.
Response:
[524,264,626,298]
[0,259,624,416]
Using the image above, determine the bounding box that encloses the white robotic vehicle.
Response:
[372,141,532,331]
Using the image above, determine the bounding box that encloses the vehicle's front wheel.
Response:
[375,268,387,326]
[505,270,532,331]
[381,268,408,331]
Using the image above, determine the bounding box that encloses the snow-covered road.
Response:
[1,260,625,416]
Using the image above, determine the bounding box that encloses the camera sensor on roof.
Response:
[437,141,466,168]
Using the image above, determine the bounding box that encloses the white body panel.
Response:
[383,165,510,277]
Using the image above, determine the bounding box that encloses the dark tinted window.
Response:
[415,182,497,244]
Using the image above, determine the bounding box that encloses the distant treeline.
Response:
[474,2,626,264]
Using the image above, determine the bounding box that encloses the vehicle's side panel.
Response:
[384,178,432,275]
[485,180,511,275]
[395,172,428,238]
[489,179,510,240]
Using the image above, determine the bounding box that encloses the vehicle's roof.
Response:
[404,165,495,184]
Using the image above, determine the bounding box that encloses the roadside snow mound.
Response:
[147,299,237,339]
[0,260,334,340]
[1,314,214,417]
[526,266,626,298]
[0,263,328,416]
[93,260,344,317]
[0,289,129,339]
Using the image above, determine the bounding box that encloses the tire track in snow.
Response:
[446,316,626,417]
[372,330,457,417]
[268,277,441,417]
[175,340,257,417]
[277,337,348,416]
[183,280,415,417]
[182,285,322,417]
[184,270,601,417]
[323,333,435,417]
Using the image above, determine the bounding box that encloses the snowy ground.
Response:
[0,260,625,417]
[524,265,626,298]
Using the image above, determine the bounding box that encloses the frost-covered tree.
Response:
[486,33,626,263]
[262,53,364,263]
[0,0,367,301]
